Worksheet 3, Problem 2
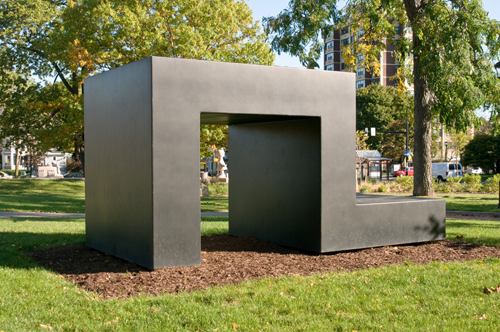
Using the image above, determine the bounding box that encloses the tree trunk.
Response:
[15,147,20,178]
[412,34,434,196]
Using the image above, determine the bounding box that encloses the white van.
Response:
[432,162,463,182]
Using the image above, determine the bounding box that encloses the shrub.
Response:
[377,185,388,193]
[433,181,451,193]
[395,176,413,191]
[485,174,500,193]
[462,174,481,185]
[446,176,462,192]
[460,174,481,193]
[359,185,371,193]
[209,182,228,196]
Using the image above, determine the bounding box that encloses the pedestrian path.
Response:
[0,211,229,218]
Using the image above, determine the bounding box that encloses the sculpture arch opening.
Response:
[201,113,321,251]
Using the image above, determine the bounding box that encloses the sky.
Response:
[246,0,500,69]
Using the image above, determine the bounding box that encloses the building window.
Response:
[326,64,334,71]
[357,55,365,63]
[341,38,349,46]
[4,155,11,166]
[356,29,365,39]
[326,53,333,61]
[341,63,346,70]
[341,26,349,35]
[326,41,334,50]
[356,80,365,89]
[395,26,400,35]
[357,67,365,76]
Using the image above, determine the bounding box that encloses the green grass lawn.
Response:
[0,180,228,214]
[200,197,229,212]
[0,179,85,213]
[2,216,500,330]
[438,193,499,213]
[2,180,498,215]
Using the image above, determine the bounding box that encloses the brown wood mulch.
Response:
[30,235,500,299]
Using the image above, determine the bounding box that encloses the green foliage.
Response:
[395,176,413,191]
[459,174,481,193]
[377,184,388,192]
[263,0,338,69]
[200,125,228,158]
[359,185,371,193]
[208,182,229,196]
[264,0,500,196]
[0,0,274,161]
[446,176,463,192]
[434,181,452,193]
[485,174,500,194]
[462,134,500,173]
[462,174,481,185]
[356,84,413,157]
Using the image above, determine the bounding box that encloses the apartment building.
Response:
[323,25,402,89]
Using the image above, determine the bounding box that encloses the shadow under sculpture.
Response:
[84,57,446,270]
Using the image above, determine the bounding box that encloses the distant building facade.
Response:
[323,24,403,90]
[1,141,71,173]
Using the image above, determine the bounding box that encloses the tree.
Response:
[0,0,274,170]
[356,84,413,159]
[446,128,471,162]
[264,0,500,196]
[0,74,47,177]
[200,125,228,159]
[462,134,500,173]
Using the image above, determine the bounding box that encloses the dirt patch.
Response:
[30,236,500,299]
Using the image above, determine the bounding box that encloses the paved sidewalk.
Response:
[446,211,500,219]
[0,211,229,218]
[0,211,85,218]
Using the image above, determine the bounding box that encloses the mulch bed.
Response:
[30,235,500,299]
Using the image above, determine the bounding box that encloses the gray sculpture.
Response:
[84,57,445,270]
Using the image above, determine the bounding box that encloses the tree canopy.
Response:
[264,0,500,196]
[356,84,413,159]
[462,134,500,173]
[0,0,274,167]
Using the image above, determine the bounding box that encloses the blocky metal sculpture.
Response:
[84,57,445,269]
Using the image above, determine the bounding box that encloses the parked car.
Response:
[0,171,13,179]
[432,162,463,182]
[465,167,483,174]
[393,167,414,177]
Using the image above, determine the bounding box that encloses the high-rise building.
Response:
[324,25,402,90]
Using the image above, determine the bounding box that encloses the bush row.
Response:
[360,173,500,194]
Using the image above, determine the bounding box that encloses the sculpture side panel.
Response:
[84,58,154,268]
[150,58,201,268]
[229,118,322,251]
